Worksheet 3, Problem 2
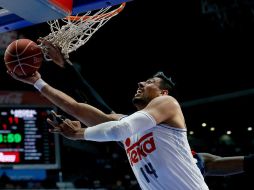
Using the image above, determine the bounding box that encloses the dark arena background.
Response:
[0,0,254,189]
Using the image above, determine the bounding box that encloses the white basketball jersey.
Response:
[123,124,209,190]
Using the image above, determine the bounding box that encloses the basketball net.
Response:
[41,3,125,60]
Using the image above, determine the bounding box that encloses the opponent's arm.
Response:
[63,62,114,114]
[199,153,244,176]
[38,38,114,114]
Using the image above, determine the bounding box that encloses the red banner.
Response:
[0,91,53,105]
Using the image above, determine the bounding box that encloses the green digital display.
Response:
[0,133,22,143]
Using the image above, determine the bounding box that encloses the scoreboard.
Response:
[0,106,60,169]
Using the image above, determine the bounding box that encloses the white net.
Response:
[41,3,125,59]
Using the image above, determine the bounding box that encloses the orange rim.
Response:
[65,3,126,21]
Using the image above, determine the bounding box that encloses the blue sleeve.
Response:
[193,153,205,176]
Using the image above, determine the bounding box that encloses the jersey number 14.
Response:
[140,162,158,183]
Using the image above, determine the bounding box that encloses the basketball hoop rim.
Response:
[65,2,126,21]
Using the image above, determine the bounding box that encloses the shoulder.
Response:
[143,95,181,124]
[146,95,180,110]
[150,95,179,106]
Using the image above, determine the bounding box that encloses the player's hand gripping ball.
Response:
[4,39,43,77]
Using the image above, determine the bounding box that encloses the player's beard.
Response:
[132,96,147,108]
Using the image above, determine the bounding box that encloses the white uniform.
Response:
[123,124,209,190]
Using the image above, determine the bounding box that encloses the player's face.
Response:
[132,77,163,108]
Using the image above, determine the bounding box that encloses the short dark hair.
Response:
[153,71,175,91]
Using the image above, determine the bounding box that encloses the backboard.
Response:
[0,0,129,33]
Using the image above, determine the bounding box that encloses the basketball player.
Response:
[40,40,254,179]
[8,41,209,189]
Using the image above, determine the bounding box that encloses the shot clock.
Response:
[0,106,60,169]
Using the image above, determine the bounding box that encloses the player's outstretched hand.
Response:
[7,70,41,85]
[37,38,66,68]
[47,111,85,140]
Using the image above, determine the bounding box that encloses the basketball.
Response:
[4,39,43,77]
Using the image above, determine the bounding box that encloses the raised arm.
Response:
[7,71,119,127]
[40,79,117,126]
[47,95,184,142]
[7,39,120,126]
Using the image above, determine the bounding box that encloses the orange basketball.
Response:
[4,39,43,77]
